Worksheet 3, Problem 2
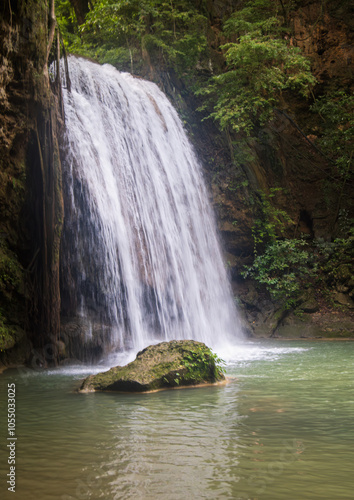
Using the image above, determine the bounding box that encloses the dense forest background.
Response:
[0,0,353,365]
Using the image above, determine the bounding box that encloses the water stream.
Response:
[60,56,241,359]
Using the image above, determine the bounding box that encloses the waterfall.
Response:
[60,56,242,361]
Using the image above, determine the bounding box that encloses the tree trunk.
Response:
[69,0,89,25]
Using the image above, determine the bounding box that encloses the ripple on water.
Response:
[0,340,353,500]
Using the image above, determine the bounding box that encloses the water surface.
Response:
[1,340,353,499]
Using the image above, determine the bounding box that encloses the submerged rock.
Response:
[80,340,225,392]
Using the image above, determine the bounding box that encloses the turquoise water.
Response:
[0,340,353,499]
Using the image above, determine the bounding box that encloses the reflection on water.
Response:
[0,340,353,500]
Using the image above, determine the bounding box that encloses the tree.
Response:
[56,0,208,73]
[198,0,316,134]
[69,0,89,25]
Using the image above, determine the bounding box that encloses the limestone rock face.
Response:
[0,1,64,360]
[80,340,225,393]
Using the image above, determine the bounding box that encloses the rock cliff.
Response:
[0,0,353,367]
[0,0,63,364]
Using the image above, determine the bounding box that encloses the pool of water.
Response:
[1,340,353,499]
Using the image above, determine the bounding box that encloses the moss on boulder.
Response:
[80,340,225,393]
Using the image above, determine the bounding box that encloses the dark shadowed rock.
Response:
[80,340,225,392]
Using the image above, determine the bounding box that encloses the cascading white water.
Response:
[60,56,242,358]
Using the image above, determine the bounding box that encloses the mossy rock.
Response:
[336,264,352,284]
[298,289,319,314]
[80,340,225,393]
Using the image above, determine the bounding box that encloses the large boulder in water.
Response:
[80,340,225,392]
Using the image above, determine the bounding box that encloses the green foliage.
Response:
[243,219,354,309]
[0,309,16,351]
[181,346,225,382]
[315,225,354,288]
[0,240,24,351]
[55,0,82,48]
[242,188,353,310]
[223,0,300,32]
[56,0,208,73]
[0,242,23,299]
[198,0,315,134]
[242,238,315,308]
[311,90,353,179]
[251,188,293,253]
[94,46,135,67]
